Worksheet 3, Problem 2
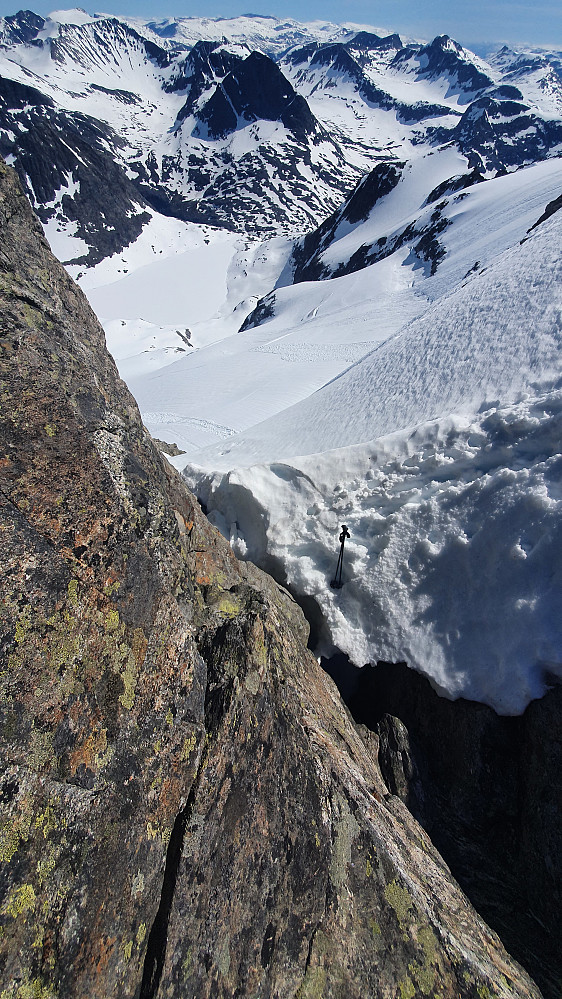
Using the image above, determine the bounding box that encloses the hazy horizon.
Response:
[0,1,560,51]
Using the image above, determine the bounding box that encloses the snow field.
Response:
[125,246,425,457]
[100,157,562,465]
[185,211,562,713]
[85,229,239,328]
[189,205,562,469]
[189,385,562,715]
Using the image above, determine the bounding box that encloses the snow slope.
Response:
[184,209,562,715]
[78,214,294,386]
[285,144,562,294]
[126,156,562,461]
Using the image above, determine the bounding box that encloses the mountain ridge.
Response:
[2,8,562,264]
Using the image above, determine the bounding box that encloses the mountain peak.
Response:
[349,30,402,51]
[196,50,317,140]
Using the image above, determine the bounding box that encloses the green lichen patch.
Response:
[0,814,27,865]
[296,966,327,999]
[369,918,381,939]
[384,878,415,933]
[216,594,243,619]
[8,578,146,721]
[66,579,79,608]
[181,733,198,762]
[35,854,56,886]
[398,976,416,999]
[244,671,261,696]
[408,956,436,995]
[104,609,120,634]
[28,731,54,771]
[3,883,36,919]
[365,851,378,878]
[0,975,57,999]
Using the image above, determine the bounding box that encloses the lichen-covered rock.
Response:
[0,158,543,999]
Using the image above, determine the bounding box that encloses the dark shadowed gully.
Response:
[320,653,561,999]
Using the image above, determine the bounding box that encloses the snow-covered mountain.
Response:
[140,42,359,234]
[117,12,366,58]
[1,9,562,264]
[0,9,365,259]
[0,8,560,715]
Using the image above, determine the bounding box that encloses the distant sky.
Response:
[1,0,561,52]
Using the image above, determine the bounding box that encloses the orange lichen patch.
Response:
[0,456,11,469]
[69,728,108,776]
[73,530,91,549]
[174,509,194,536]
[58,544,78,563]
[156,775,183,815]
[26,505,66,539]
[194,550,220,587]
[177,660,194,681]
[70,515,116,553]
[88,934,117,978]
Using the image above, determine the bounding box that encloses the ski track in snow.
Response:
[252,341,374,363]
[143,413,236,438]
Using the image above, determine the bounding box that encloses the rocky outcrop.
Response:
[290,162,404,285]
[0,76,151,267]
[171,40,244,119]
[451,94,562,173]
[391,35,493,95]
[0,158,544,998]
[196,51,317,140]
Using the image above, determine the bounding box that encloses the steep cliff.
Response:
[349,661,561,998]
[0,158,543,998]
